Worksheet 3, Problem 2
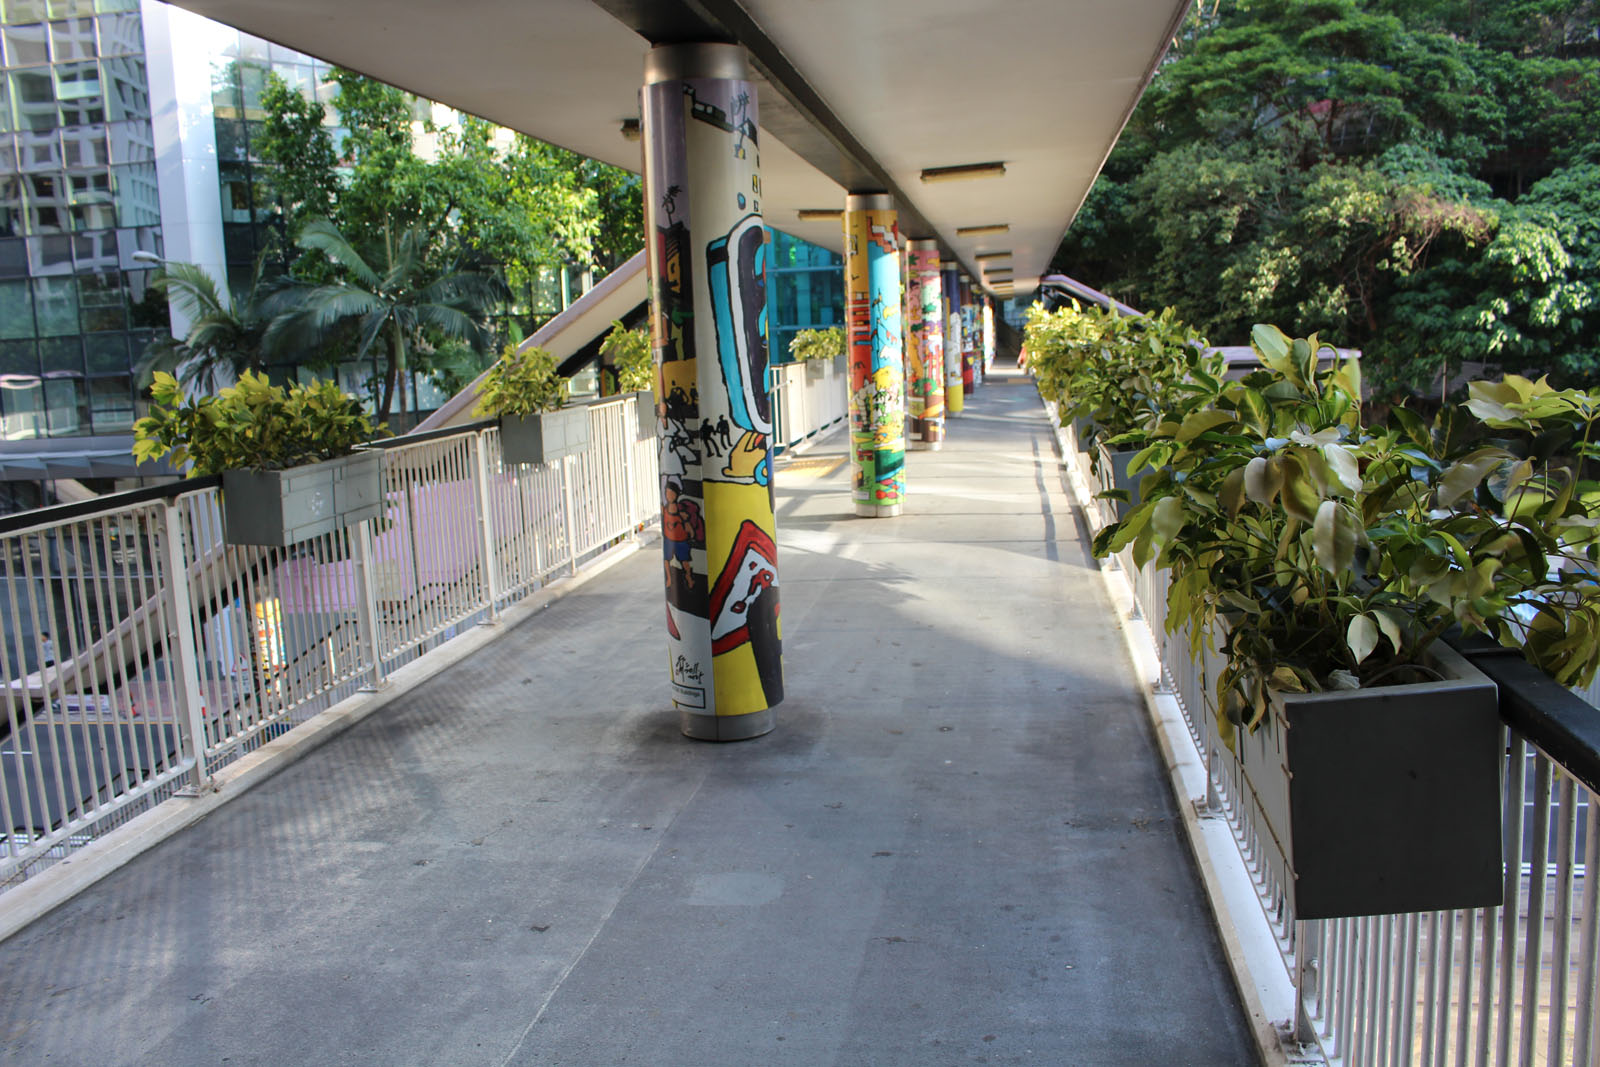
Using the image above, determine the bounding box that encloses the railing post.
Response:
[1293,919,1319,1048]
[472,432,501,621]
[560,454,578,577]
[622,397,640,534]
[351,520,386,691]
[159,499,211,793]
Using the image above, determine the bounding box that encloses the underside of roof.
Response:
[163,0,1190,298]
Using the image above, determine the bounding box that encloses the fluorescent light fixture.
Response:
[956,224,1010,237]
[975,251,1011,262]
[796,208,843,221]
[920,161,1006,183]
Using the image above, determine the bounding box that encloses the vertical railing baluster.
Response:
[1517,754,1551,1066]
[473,432,501,620]
[1496,736,1527,1067]
[1573,797,1600,1067]
[1546,774,1576,1067]
[352,520,385,691]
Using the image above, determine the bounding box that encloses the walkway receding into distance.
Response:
[0,367,1255,1065]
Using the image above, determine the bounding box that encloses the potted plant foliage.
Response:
[598,319,656,439]
[474,342,586,466]
[1094,325,1600,918]
[132,370,387,547]
[788,326,845,378]
[1027,301,1219,522]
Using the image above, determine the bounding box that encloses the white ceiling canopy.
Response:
[164,0,1188,296]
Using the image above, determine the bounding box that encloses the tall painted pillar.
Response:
[982,295,996,373]
[642,43,781,740]
[906,239,944,449]
[960,275,977,394]
[844,193,906,517]
[941,260,964,415]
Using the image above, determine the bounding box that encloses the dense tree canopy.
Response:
[248,68,642,412]
[1053,0,1600,401]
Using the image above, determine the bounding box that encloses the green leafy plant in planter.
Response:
[1028,301,1221,519]
[1460,374,1600,686]
[787,327,845,362]
[133,370,383,476]
[474,343,587,465]
[132,370,387,546]
[599,320,653,393]
[1092,324,1600,919]
[598,320,657,438]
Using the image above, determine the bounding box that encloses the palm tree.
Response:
[268,217,504,422]
[136,255,282,394]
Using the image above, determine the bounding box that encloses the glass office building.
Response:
[0,0,161,460]
[766,227,842,364]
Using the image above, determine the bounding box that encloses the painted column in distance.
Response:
[960,274,977,395]
[641,42,781,740]
[843,193,906,517]
[942,259,963,415]
[906,238,944,449]
[982,295,996,374]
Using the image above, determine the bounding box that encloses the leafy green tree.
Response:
[1055,0,1600,399]
[267,218,505,422]
[136,256,288,394]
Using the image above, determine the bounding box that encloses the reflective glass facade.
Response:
[766,227,842,363]
[0,0,160,441]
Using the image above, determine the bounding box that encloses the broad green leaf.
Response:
[1175,408,1235,443]
[1220,466,1246,520]
[1150,496,1185,543]
[1281,454,1322,524]
[1313,499,1358,574]
[1372,608,1405,655]
[1347,614,1379,665]
[1321,443,1362,493]
[1244,456,1283,505]
[1438,448,1507,508]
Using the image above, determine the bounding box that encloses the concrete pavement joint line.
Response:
[0,536,649,946]
[1039,386,1301,1067]
[495,769,711,1067]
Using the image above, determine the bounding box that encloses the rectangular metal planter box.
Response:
[1095,443,1143,524]
[1070,415,1096,454]
[500,408,591,466]
[1237,641,1504,919]
[627,390,658,440]
[221,451,384,548]
[805,357,828,379]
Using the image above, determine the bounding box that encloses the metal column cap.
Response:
[908,238,940,253]
[845,193,894,213]
[644,42,749,84]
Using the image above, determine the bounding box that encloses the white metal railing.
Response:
[1051,395,1600,1066]
[0,393,666,891]
[770,356,848,453]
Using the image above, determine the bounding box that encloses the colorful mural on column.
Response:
[844,196,905,515]
[960,276,977,394]
[642,53,782,731]
[982,296,996,373]
[942,261,963,415]
[906,242,945,448]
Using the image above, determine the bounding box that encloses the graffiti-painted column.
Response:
[960,275,977,395]
[844,193,905,517]
[642,43,781,741]
[982,295,996,374]
[941,260,963,416]
[906,239,944,450]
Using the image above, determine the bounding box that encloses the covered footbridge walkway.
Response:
[0,371,1257,1064]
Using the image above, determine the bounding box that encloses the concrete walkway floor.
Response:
[0,368,1256,1066]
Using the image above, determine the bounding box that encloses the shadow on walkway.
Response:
[0,367,1255,1066]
